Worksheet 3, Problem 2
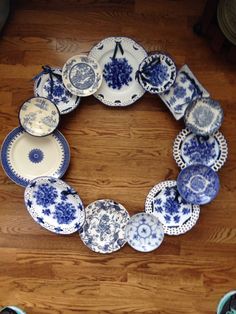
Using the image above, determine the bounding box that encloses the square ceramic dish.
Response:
[159,64,210,120]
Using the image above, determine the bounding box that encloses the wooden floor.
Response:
[0,1,236,313]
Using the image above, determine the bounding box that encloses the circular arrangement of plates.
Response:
[88,36,147,106]
[184,97,223,136]
[19,97,60,137]
[137,52,177,94]
[62,55,102,97]
[34,67,81,115]
[177,165,220,205]
[24,176,85,234]
[79,199,130,253]
[0,127,70,187]
[125,212,164,252]
[173,128,228,171]
[145,180,200,235]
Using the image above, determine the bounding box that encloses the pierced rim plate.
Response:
[184,97,224,136]
[88,36,147,106]
[173,128,228,171]
[19,97,60,137]
[79,199,130,254]
[24,176,85,234]
[1,127,70,187]
[34,67,81,115]
[62,54,102,97]
[137,52,177,94]
[177,165,220,205]
[145,180,200,235]
[125,212,164,252]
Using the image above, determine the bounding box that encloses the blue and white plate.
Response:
[125,212,164,252]
[34,66,81,115]
[79,199,130,254]
[177,164,220,205]
[24,176,85,234]
[1,127,70,187]
[159,64,210,120]
[137,52,177,94]
[184,97,224,136]
[19,97,60,137]
[88,36,147,106]
[145,180,200,235]
[173,128,228,171]
[62,55,102,97]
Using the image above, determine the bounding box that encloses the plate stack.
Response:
[217,0,236,45]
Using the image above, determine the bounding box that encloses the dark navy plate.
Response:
[177,164,220,205]
[137,52,177,94]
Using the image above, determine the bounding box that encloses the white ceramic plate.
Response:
[1,127,70,187]
[88,36,147,106]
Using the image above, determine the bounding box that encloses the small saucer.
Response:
[62,55,102,97]
[184,97,224,136]
[145,180,200,235]
[24,176,85,234]
[173,128,228,171]
[19,97,60,137]
[137,52,177,94]
[34,67,80,115]
[177,164,220,205]
[125,212,164,252]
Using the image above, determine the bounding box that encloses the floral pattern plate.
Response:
[137,52,177,94]
[145,180,200,235]
[79,199,130,253]
[173,128,228,171]
[184,97,224,136]
[88,37,147,106]
[19,97,60,137]
[34,67,81,115]
[24,176,85,234]
[125,212,164,252]
[62,55,102,97]
[177,165,220,205]
[159,64,210,120]
[1,127,70,187]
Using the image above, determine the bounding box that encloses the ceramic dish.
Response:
[88,36,147,106]
[145,180,200,235]
[79,199,130,253]
[216,290,236,314]
[1,127,70,187]
[19,97,60,137]
[62,54,102,97]
[173,128,228,171]
[184,97,223,136]
[24,176,85,234]
[0,307,26,314]
[34,66,81,115]
[177,164,220,205]
[125,212,164,252]
[159,64,210,120]
[137,52,176,94]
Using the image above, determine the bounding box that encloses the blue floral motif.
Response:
[33,183,58,207]
[53,201,77,224]
[37,217,44,224]
[183,136,217,165]
[148,63,169,87]
[98,214,111,235]
[174,85,186,99]
[28,148,44,164]
[42,208,51,216]
[103,57,133,90]
[44,78,71,104]
[164,198,180,216]
[192,106,214,128]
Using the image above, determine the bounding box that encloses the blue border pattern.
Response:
[1,127,70,187]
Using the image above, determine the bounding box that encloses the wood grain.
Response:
[0,1,236,313]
